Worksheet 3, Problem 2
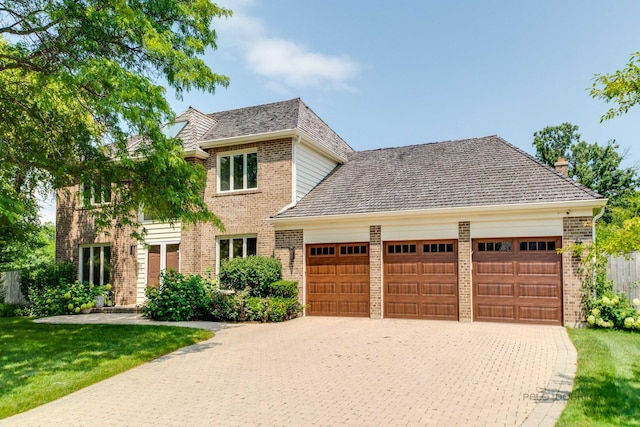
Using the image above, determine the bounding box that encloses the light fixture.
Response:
[288,245,295,262]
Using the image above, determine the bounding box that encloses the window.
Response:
[477,241,512,252]
[218,151,258,192]
[424,243,454,253]
[219,236,257,262]
[387,244,417,254]
[339,245,367,256]
[519,241,557,252]
[79,245,111,285]
[81,181,111,205]
[309,246,335,256]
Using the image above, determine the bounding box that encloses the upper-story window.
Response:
[81,181,111,205]
[218,150,258,192]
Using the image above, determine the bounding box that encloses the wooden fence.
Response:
[0,271,29,305]
[607,252,640,301]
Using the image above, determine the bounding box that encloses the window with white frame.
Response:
[81,181,112,205]
[79,244,111,285]
[218,236,257,263]
[218,150,258,192]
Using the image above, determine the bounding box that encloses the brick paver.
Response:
[1,315,574,426]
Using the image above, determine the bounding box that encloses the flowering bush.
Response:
[586,293,640,330]
[30,281,109,317]
[142,270,212,321]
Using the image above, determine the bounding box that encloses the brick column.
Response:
[458,221,472,322]
[274,230,304,305]
[562,217,593,326]
[369,225,382,319]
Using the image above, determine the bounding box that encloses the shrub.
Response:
[142,270,211,321]
[208,290,245,322]
[242,296,301,323]
[29,280,101,317]
[244,296,268,322]
[218,256,282,297]
[0,303,28,317]
[267,280,298,298]
[587,292,640,330]
[21,261,77,301]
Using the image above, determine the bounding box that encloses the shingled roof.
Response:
[274,136,603,219]
[202,98,353,159]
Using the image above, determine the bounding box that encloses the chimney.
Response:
[554,157,569,176]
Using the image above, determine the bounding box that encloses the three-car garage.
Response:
[305,236,564,325]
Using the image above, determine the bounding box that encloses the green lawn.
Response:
[558,328,640,426]
[0,317,213,419]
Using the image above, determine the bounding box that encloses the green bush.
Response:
[29,280,103,317]
[21,261,77,301]
[0,303,28,317]
[267,280,298,298]
[218,256,282,297]
[242,296,301,323]
[208,290,244,322]
[586,292,640,330]
[142,270,211,321]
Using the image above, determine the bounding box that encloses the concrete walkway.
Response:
[1,314,576,426]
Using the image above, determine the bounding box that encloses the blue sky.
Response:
[40,0,640,222]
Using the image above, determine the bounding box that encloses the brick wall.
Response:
[274,229,304,305]
[562,216,593,326]
[55,186,138,305]
[369,225,382,319]
[458,221,472,322]
[181,138,293,276]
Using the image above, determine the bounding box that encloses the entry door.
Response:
[147,243,180,288]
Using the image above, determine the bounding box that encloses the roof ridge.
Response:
[494,136,603,199]
[296,99,355,152]
[206,98,301,117]
[352,135,499,155]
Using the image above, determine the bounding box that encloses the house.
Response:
[56,98,606,326]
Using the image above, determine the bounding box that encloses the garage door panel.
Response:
[475,262,514,275]
[520,284,560,298]
[306,243,370,317]
[518,262,560,276]
[476,283,515,297]
[307,282,336,294]
[423,303,457,318]
[387,282,419,296]
[338,263,369,276]
[421,283,457,297]
[384,240,458,320]
[386,302,419,317]
[473,237,562,325]
[476,304,515,321]
[386,263,419,275]
[519,306,561,323]
[339,282,369,295]
[421,262,456,276]
[307,264,337,275]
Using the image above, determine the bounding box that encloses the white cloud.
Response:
[215,2,360,91]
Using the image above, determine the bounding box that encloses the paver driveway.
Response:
[1,316,575,426]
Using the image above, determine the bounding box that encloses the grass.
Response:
[558,328,640,426]
[0,317,213,419]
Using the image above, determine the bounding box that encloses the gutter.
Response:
[592,205,606,246]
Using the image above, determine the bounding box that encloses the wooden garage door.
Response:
[306,243,370,317]
[473,237,562,325]
[384,240,458,320]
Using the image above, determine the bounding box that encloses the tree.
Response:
[590,52,640,121]
[532,123,638,210]
[0,0,230,261]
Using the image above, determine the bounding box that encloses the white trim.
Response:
[216,234,258,271]
[199,129,348,164]
[216,148,258,193]
[183,148,210,160]
[268,199,607,229]
[78,244,111,285]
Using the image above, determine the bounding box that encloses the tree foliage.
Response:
[532,123,638,209]
[0,0,230,259]
[590,52,640,121]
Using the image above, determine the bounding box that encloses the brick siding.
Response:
[458,221,472,322]
[274,229,304,305]
[562,216,593,326]
[369,225,382,319]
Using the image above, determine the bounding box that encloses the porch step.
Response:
[91,305,142,314]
